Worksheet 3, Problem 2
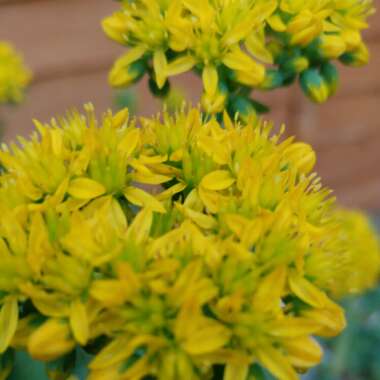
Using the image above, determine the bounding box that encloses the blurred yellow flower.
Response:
[306,209,380,298]
[0,42,32,104]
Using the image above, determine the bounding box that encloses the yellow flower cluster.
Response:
[0,42,32,104]
[325,209,380,297]
[0,105,378,380]
[103,0,373,115]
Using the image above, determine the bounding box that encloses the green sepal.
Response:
[260,69,284,90]
[321,62,339,97]
[148,77,171,98]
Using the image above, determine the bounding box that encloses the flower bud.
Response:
[321,62,339,97]
[201,82,228,114]
[259,69,284,90]
[340,42,369,67]
[282,56,309,74]
[318,34,346,59]
[283,142,316,175]
[102,15,128,44]
[109,61,146,87]
[288,10,323,46]
[300,68,330,104]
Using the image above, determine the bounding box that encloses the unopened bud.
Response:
[300,68,330,104]
[321,62,339,97]
[318,34,346,59]
[340,42,369,67]
[283,142,316,174]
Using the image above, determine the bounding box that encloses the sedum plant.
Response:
[0,105,378,380]
[103,0,374,117]
[0,42,31,105]
[0,1,378,380]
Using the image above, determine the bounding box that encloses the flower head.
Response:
[341,210,380,293]
[0,42,32,104]
[0,105,378,380]
[103,0,374,115]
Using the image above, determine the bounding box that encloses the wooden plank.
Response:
[254,87,297,134]
[315,138,380,186]
[334,178,380,210]
[0,0,123,81]
[295,93,380,148]
[0,0,42,5]
[365,9,380,41]
[308,137,380,210]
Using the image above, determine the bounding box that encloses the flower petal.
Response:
[69,300,89,346]
[68,178,106,200]
[124,187,166,213]
[28,319,75,361]
[283,336,323,369]
[224,364,249,380]
[0,299,18,353]
[202,65,218,96]
[256,344,298,380]
[200,170,235,191]
[117,128,140,157]
[153,50,168,89]
[288,272,327,308]
[166,55,196,76]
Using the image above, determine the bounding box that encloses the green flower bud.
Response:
[300,68,330,104]
[282,56,309,74]
[340,42,369,67]
[321,62,339,97]
[259,69,284,90]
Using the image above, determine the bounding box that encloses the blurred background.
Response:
[0,1,380,380]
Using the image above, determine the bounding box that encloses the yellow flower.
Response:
[104,0,374,112]
[103,0,276,115]
[0,105,378,379]
[338,209,380,294]
[0,42,32,104]
[305,209,380,298]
